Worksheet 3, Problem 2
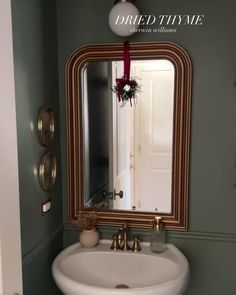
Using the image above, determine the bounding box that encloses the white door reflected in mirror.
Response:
[83,59,175,213]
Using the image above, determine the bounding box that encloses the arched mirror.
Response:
[66,42,192,229]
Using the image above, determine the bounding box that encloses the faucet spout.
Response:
[117,222,130,251]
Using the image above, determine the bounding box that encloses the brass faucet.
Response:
[111,222,142,252]
[118,222,131,251]
[111,222,130,251]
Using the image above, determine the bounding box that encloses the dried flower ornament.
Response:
[77,211,98,230]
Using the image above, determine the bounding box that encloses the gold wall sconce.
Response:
[37,105,55,146]
[39,151,57,191]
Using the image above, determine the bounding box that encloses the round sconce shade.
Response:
[108,2,140,37]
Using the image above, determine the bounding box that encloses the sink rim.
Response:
[52,240,189,292]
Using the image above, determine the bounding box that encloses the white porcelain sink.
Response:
[52,240,189,295]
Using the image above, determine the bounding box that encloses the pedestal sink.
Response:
[52,240,189,295]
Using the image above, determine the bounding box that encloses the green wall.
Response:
[10,0,236,294]
[57,0,236,294]
[11,0,63,294]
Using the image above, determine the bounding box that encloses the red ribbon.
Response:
[123,41,130,82]
[116,41,131,102]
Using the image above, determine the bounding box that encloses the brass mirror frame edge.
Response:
[66,41,192,231]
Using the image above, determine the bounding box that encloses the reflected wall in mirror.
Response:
[66,42,192,229]
[84,59,174,214]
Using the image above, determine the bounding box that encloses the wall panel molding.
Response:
[168,231,236,243]
[64,224,236,244]
[23,225,63,266]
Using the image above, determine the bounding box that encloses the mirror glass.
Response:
[83,59,175,213]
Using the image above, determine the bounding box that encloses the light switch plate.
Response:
[41,200,52,215]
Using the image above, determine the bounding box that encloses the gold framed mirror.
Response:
[66,42,192,230]
[39,151,57,191]
[37,105,55,146]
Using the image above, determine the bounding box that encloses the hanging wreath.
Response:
[112,41,140,106]
[113,79,140,106]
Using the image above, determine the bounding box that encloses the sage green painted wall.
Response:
[11,0,63,294]
[57,0,236,294]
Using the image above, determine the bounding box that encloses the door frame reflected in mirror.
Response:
[66,42,192,230]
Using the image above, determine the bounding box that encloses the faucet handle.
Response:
[111,234,119,251]
[131,236,141,252]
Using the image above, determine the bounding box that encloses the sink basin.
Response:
[52,240,189,295]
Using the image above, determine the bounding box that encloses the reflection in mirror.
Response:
[83,59,175,213]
